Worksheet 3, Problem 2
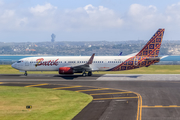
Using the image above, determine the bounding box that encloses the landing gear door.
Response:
[134,57,138,66]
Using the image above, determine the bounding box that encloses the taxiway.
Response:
[1,74,180,120]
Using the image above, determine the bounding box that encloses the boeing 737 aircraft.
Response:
[12,28,165,76]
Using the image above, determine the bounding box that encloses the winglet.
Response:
[86,53,95,65]
[119,52,122,56]
[136,28,165,57]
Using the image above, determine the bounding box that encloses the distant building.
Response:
[26,48,36,51]
[51,34,56,42]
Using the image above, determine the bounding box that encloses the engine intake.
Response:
[59,67,74,74]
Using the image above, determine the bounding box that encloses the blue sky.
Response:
[1,0,180,42]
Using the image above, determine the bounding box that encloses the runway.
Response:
[1,74,180,120]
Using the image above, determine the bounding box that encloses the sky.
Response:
[0,0,180,42]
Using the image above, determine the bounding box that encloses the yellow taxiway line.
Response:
[53,86,82,89]
[76,88,109,92]
[93,96,138,101]
[25,83,49,87]
[142,105,180,108]
[135,92,142,120]
[0,82,4,84]
[90,91,132,96]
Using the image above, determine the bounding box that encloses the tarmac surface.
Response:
[1,74,180,120]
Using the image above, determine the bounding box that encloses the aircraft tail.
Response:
[136,28,165,57]
[109,28,165,71]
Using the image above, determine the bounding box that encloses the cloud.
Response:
[1,2,180,34]
[127,4,162,30]
[29,3,57,16]
[61,4,124,31]
[126,3,180,30]
[166,2,180,25]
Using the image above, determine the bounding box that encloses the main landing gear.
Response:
[82,71,92,77]
[24,71,27,76]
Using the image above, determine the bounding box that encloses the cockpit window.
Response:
[17,61,21,63]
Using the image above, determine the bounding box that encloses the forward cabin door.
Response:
[25,59,29,66]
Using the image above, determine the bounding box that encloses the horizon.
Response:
[1,39,180,43]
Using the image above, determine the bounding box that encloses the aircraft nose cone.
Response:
[11,63,17,69]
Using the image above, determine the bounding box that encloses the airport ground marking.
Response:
[4,82,143,120]
[53,86,82,89]
[76,88,109,92]
[142,105,180,108]
[109,88,142,120]
[93,96,138,101]
[135,92,142,120]
[90,91,133,96]
[25,83,49,87]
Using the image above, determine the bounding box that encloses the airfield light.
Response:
[26,105,32,111]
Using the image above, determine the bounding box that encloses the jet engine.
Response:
[59,67,74,74]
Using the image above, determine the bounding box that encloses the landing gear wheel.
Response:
[82,72,86,77]
[88,71,92,76]
[24,71,27,76]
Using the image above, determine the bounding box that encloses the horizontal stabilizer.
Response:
[145,57,160,61]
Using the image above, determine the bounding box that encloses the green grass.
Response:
[94,65,180,74]
[0,86,92,120]
[1,65,180,74]
[0,65,58,74]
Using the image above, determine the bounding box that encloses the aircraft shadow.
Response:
[53,74,103,80]
[53,75,81,80]
[103,75,142,78]
[0,74,22,77]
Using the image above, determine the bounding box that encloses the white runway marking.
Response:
[97,74,180,81]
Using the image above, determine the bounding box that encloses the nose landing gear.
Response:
[88,71,92,76]
[24,71,27,76]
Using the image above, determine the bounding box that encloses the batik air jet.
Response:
[11,28,165,76]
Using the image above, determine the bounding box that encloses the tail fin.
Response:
[119,52,122,56]
[136,28,165,57]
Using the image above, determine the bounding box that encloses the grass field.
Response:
[0,86,92,120]
[1,65,180,74]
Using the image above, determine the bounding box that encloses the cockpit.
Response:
[17,61,22,63]
[11,60,24,70]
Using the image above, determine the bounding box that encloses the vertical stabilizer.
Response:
[136,28,165,57]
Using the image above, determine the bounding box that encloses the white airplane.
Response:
[12,28,165,76]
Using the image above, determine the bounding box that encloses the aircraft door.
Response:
[25,60,29,66]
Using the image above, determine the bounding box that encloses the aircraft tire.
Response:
[88,71,92,76]
[24,71,27,76]
[82,73,86,77]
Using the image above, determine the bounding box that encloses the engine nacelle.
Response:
[59,67,74,74]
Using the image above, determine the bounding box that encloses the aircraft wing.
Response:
[72,53,95,72]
